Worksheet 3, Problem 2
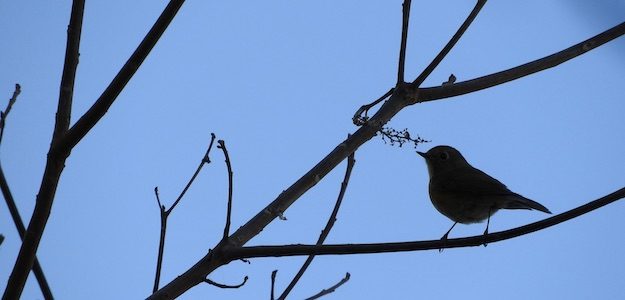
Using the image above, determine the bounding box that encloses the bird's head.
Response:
[417,145,469,177]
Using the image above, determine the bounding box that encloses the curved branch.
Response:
[418,21,625,102]
[230,187,625,259]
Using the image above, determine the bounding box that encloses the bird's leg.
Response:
[483,207,493,247]
[439,222,457,252]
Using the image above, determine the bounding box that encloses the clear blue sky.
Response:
[2,1,624,299]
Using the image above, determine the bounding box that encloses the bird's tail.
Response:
[504,194,552,214]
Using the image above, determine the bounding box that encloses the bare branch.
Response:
[0,83,21,145]
[1,85,54,299]
[167,133,217,213]
[271,270,278,300]
[217,140,234,239]
[419,21,625,102]
[61,0,187,153]
[152,187,168,293]
[0,165,55,300]
[229,187,625,259]
[3,1,84,297]
[152,134,216,292]
[203,276,248,289]
[278,152,355,300]
[397,0,412,84]
[412,0,487,87]
[304,273,351,300]
[352,88,394,126]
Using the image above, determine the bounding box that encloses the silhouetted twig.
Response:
[397,0,412,84]
[304,273,351,300]
[277,152,355,300]
[352,88,394,126]
[152,133,217,293]
[217,140,234,239]
[203,276,248,289]
[271,270,278,300]
[0,83,21,145]
[412,0,487,87]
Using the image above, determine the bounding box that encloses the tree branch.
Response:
[304,273,350,300]
[167,133,216,214]
[217,140,234,239]
[152,134,216,292]
[227,187,625,258]
[61,0,186,153]
[412,0,487,87]
[397,0,412,84]
[418,21,625,101]
[203,276,248,289]
[278,152,355,300]
[3,1,84,298]
[0,84,21,145]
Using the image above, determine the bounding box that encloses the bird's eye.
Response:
[439,152,449,160]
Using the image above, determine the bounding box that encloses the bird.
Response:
[417,145,551,246]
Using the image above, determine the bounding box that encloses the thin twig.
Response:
[204,276,248,289]
[278,152,355,300]
[230,186,625,259]
[152,134,216,292]
[352,88,394,126]
[397,0,412,84]
[167,133,216,213]
[217,140,234,239]
[152,187,167,293]
[271,270,278,300]
[0,83,21,145]
[412,0,487,87]
[304,273,351,300]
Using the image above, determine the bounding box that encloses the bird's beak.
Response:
[417,151,427,159]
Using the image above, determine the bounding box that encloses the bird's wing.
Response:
[434,167,512,196]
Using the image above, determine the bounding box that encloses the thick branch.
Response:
[228,187,625,259]
[418,21,625,102]
[2,1,84,298]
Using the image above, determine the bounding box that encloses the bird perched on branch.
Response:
[417,145,551,245]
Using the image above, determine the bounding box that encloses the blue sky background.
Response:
[1,1,624,299]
